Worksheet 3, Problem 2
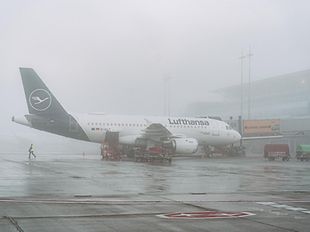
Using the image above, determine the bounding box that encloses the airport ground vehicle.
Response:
[133,146,172,163]
[296,144,310,161]
[100,132,173,163]
[264,144,290,161]
[203,145,245,157]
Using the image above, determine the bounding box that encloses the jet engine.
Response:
[171,138,199,154]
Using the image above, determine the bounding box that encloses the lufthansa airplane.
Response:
[12,68,241,154]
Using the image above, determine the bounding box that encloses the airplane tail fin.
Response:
[19,68,68,117]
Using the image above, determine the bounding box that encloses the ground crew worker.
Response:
[28,144,36,159]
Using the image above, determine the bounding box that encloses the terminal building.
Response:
[187,69,310,119]
[187,69,310,155]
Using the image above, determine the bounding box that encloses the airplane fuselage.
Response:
[14,113,241,146]
[71,113,240,145]
[13,67,242,152]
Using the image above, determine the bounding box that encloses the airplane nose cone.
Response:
[233,130,242,142]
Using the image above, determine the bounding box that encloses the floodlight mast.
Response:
[239,53,246,119]
[247,47,253,119]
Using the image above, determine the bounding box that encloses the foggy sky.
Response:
[1,0,310,151]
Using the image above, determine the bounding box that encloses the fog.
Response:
[1,0,310,152]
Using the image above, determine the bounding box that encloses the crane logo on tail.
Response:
[29,89,52,111]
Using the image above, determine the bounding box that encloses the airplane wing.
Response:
[142,123,172,140]
[242,135,283,140]
[141,123,186,142]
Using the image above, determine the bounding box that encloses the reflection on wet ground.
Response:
[0,154,309,231]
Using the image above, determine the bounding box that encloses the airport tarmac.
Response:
[0,153,309,232]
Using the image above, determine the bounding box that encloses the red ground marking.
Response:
[157,211,255,219]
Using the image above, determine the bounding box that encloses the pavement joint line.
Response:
[5,216,24,232]
[242,217,300,232]
[2,198,309,204]
[2,212,165,220]
[159,195,223,212]
[0,199,174,204]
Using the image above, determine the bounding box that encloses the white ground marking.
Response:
[256,202,309,214]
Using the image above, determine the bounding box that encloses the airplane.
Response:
[12,68,241,155]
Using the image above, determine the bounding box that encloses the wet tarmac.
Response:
[0,153,309,231]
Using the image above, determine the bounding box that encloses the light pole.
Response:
[163,76,172,116]
[239,53,246,119]
[247,48,253,119]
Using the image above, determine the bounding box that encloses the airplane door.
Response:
[212,121,220,136]
[105,131,119,146]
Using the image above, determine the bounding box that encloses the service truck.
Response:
[296,144,310,161]
[264,144,290,161]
